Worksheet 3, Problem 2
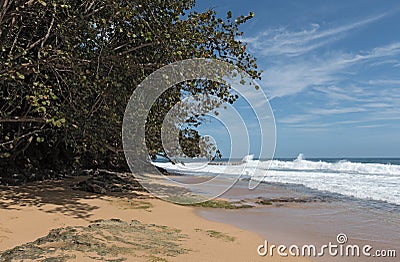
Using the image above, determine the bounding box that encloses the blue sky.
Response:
[193,0,400,158]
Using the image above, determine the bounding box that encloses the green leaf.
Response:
[16,72,25,79]
[38,0,47,6]
[0,153,11,158]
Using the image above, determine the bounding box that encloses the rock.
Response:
[72,169,147,194]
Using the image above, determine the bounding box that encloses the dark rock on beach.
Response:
[72,169,147,194]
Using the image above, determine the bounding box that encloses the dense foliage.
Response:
[0,0,260,175]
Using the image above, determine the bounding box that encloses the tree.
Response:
[0,0,260,174]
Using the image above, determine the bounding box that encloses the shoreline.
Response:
[197,180,400,262]
[0,177,309,261]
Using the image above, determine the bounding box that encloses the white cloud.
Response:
[356,124,386,129]
[311,107,367,115]
[279,114,315,124]
[281,119,367,130]
[312,86,360,101]
[260,42,400,99]
[332,42,400,66]
[279,107,376,125]
[278,101,400,128]
[243,13,389,57]
[368,79,400,86]
[242,12,400,132]
[363,103,392,108]
[242,10,400,100]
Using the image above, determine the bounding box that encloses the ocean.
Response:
[154,154,400,208]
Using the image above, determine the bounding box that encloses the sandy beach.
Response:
[1,174,398,262]
[0,176,309,261]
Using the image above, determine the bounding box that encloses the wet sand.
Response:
[197,180,400,262]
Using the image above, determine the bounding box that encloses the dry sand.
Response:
[0,177,309,261]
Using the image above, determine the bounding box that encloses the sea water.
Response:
[154,154,400,207]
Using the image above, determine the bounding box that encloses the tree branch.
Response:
[0,129,47,147]
[13,11,55,61]
[115,42,155,56]
[0,117,47,123]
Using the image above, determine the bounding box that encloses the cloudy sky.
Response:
[194,0,400,158]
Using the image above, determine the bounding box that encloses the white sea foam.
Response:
[154,154,400,205]
[242,154,255,162]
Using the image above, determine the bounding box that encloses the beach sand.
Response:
[0,177,309,261]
